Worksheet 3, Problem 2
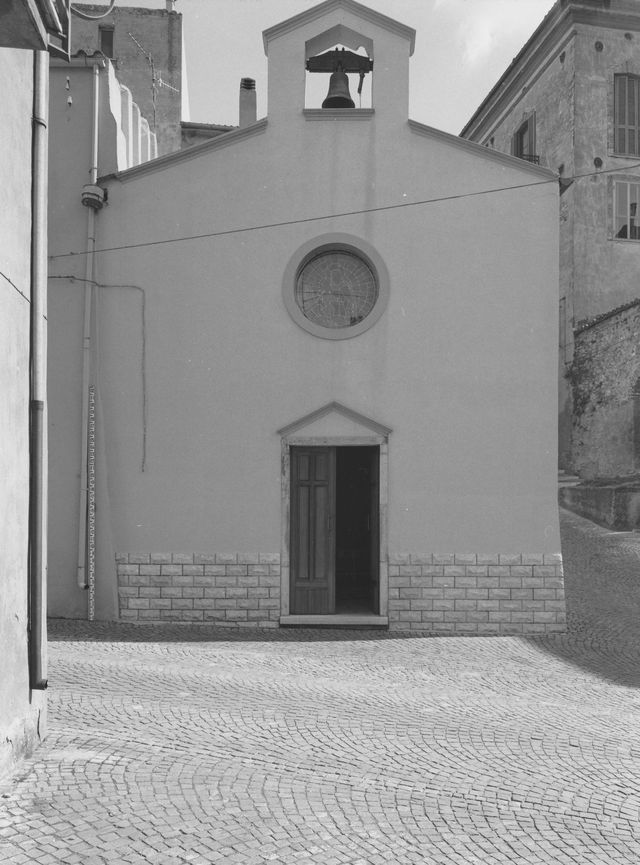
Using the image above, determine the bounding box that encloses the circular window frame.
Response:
[282,233,390,340]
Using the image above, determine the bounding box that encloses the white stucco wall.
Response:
[48,62,155,620]
[92,131,558,550]
[48,6,560,621]
[0,47,46,777]
[48,66,97,620]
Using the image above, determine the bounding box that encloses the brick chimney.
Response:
[239,78,257,128]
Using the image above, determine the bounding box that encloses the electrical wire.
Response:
[48,159,640,261]
[50,275,148,471]
[71,1,117,20]
[0,269,30,302]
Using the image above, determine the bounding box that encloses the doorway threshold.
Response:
[280,614,389,628]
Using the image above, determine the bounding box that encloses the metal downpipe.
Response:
[76,63,100,621]
[29,50,49,691]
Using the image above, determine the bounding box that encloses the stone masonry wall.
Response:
[118,551,566,635]
[72,5,183,155]
[117,553,281,627]
[388,553,565,635]
[571,300,640,478]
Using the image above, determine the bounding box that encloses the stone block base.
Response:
[116,552,281,628]
[388,553,565,634]
[117,551,565,635]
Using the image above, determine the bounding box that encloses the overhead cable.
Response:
[71,1,117,20]
[49,159,640,261]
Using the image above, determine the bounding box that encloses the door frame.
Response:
[278,405,390,621]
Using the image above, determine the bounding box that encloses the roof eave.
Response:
[461,0,640,139]
[461,1,567,138]
[99,118,268,184]
[409,119,558,179]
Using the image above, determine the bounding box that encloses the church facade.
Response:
[48,0,564,634]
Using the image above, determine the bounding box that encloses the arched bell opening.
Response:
[304,43,373,110]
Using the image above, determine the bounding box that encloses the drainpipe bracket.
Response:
[81,184,106,209]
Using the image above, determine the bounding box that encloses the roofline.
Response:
[50,49,106,68]
[72,2,177,14]
[408,119,558,180]
[97,116,553,189]
[99,118,268,184]
[461,0,640,139]
[263,0,415,56]
[575,297,640,333]
[461,1,565,138]
[181,121,236,132]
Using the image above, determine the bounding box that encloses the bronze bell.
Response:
[322,63,355,109]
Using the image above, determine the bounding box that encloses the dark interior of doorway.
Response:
[335,446,376,614]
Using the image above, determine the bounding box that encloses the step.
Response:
[280,614,389,628]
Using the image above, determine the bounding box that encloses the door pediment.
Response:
[278,401,391,443]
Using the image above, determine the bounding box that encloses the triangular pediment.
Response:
[263,0,415,56]
[305,24,374,60]
[277,401,391,439]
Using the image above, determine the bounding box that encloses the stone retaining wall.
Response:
[559,483,640,531]
[571,300,640,478]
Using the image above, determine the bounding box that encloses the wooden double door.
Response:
[290,446,379,615]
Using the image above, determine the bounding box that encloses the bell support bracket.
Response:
[307,47,372,95]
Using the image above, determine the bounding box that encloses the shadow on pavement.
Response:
[521,508,640,689]
[47,619,428,644]
[48,511,640,687]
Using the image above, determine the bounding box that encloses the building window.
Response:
[614,180,640,239]
[511,114,538,163]
[295,250,378,329]
[282,234,389,340]
[99,26,114,59]
[614,74,640,155]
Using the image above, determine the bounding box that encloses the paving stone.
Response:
[2,510,640,863]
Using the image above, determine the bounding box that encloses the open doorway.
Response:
[335,447,378,612]
[289,445,379,615]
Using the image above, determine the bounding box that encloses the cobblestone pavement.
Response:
[2,509,640,864]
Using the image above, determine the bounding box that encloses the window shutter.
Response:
[527,114,536,158]
[614,74,640,155]
[628,76,636,154]
[635,78,640,156]
[615,75,626,153]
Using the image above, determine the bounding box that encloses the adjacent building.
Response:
[48,0,565,635]
[71,1,186,154]
[47,44,164,622]
[0,0,69,779]
[461,0,640,479]
[69,2,238,153]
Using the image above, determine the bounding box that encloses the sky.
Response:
[111,0,557,133]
